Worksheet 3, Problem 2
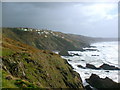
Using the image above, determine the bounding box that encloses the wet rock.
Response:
[86,74,120,89]
[73,53,81,56]
[89,46,97,48]
[86,64,99,69]
[99,64,120,70]
[85,72,89,75]
[59,50,72,56]
[77,65,86,69]
[91,55,99,56]
[85,85,93,90]
[68,59,72,61]
[79,49,86,52]
[81,60,85,61]
[105,71,109,72]
[85,49,99,51]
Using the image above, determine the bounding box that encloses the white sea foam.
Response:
[62,41,119,86]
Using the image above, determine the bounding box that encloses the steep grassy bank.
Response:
[2,28,90,51]
[1,36,84,89]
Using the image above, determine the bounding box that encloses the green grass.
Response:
[2,70,18,88]
[2,48,14,56]
[2,27,88,51]
[2,68,39,88]
[1,32,84,89]
[0,47,2,57]
[2,50,83,88]
[14,79,38,88]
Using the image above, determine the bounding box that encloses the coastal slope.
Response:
[2,28,91,51]
[1,35,84,88]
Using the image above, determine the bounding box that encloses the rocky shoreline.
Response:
[77,63,120,70]
[60,50,120,89]
[86,74,120,90]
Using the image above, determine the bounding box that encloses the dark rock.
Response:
[91,55,99,56]
[89,46,97,48]
[99,64,120,70]
[85,49,99,51]
[59,50,72,56]
[77,65,86,69]
[79,49,86,52]
[85,72,89,75]
[73,53,81,56]
[68,59,72,61]
[85,85,93,90]
[105,71,109,72]
[86,64,99,69]
[86,74,120,89]
[81,60,85,61]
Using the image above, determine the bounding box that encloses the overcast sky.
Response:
[2,2,118,38]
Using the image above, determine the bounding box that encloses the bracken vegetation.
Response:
[2,28,91,51]
[1,31,84,89]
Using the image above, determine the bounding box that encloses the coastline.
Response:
[61,41,119,89]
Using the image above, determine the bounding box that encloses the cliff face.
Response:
[1,36,84,89]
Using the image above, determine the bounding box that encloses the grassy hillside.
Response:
[2,28,90,51]
[1,35,84,89]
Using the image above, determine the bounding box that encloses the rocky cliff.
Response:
[1,35,84,89]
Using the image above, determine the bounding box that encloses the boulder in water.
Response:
[59,50,71,56]
[86,64,99,69]
[86,74,120,89]
[99,63,120,70]
[85,85,93,90]
[68,59,72,61]
[77,65,86,69]
[81,60,85,61]
[73,53,81,56]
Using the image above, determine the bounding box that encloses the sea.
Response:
[62,41,119,86]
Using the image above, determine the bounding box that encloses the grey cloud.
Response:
[2,2,118,38]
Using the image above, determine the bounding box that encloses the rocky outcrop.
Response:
[99,64,120,70]
[85,85,93,90]
[77,63,120,71]
[59,50,71,56]
[77,65,86,69]
[73,53,82,56]
[77,64,98,69]
[86,64,98,69]
[86,74,120,89]
[84,49,99,51]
